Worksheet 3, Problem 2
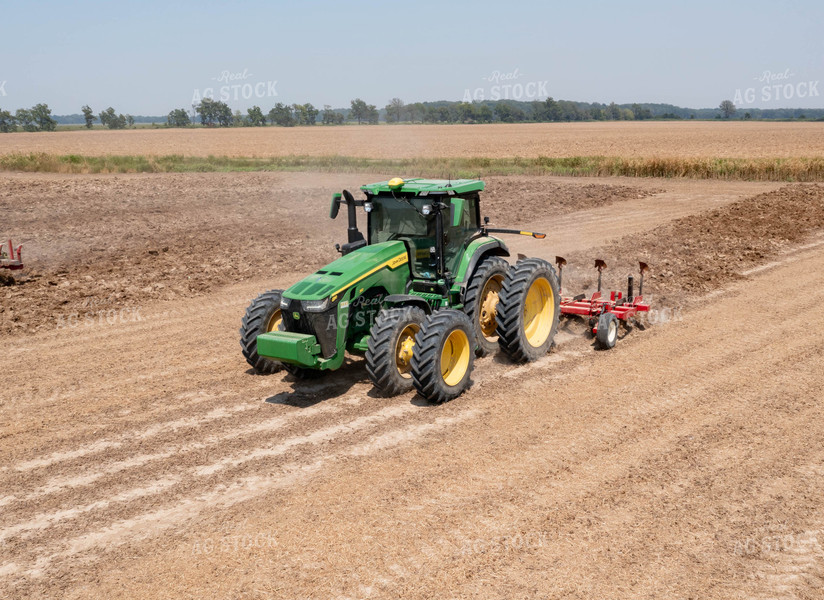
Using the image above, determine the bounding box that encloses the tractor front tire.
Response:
[463,256,509,357]
[596,312,619,349]
[496,258,561,363]
[365,306,427,397]
[240,289,285,374]
[411,310,475,404]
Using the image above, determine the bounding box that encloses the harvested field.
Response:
[3,172,824,599]
[2,121,824,160]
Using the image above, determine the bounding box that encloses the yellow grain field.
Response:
[2,121,823,159]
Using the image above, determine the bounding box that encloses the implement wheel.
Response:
[240,289,285,374]
[366,306,427,397]
[496,258,561,363]
[463,256,509,356]
[411,310,475,404]
[596,312,619,349]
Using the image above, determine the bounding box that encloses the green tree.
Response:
[322,104,342,125]
[366,103,379,124]
[386,97,404,123]
[349,98,369,124]
[196,98,232,127]
[0,109,16,132]
[126,114,135,128]
[719,99,736,119]
[247,105,267,126]
[303,103,319,125]
[167,108,191,127]
[268,103,294,126]
[81,105,97,129]
[30,104,57,131]
[15,108,35,131]
[475,103,494,123]
[99,107,127,129]
[454,102,473,123]
[196,98,217,126]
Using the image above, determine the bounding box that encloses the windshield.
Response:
[368,195,438,279]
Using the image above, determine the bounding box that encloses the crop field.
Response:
[3,158,824,598]
[2,121,824,159]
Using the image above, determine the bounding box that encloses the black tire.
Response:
[463,256,509,357]
[240,289,285,374]
[596,312,619,349]
[411,310,475,404]
[365,306,427,397]
[496,258,561,363]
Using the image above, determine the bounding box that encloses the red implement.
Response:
[555,257,650,348]
[0,240,23,270]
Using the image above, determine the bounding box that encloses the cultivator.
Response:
[0,240,23,271]
[555,257,650,349]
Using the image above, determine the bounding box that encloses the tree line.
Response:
[0,103,138,132]
[3,97,822,133]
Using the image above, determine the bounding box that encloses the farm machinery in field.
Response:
[240,177,650,403]
[555,257,650,349]
[0,240,23,271]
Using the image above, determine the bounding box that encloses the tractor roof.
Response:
[361,178,484,196]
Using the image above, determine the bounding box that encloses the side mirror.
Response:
[330,193,341,219]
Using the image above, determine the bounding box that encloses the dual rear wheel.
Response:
[367,307,474,404]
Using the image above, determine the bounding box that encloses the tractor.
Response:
[240,178,561,403]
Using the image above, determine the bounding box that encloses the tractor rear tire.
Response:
[463,256,509,357]
[596,312,619,349]
[366,306,427,397]
[240,289,285,374]
[496,258,561,363]
[411,310,475,404]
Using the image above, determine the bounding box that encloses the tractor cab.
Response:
[332,178,483,287]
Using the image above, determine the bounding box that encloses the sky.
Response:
[1,0,823,115]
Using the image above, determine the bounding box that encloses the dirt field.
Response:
[3,172,824,599]
[3,121,824,159]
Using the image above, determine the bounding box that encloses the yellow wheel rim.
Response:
[395,323,420,378]
[523,277,554,347]
[440,329,471,387]
[479,274,504,340]
[266,309,283,333]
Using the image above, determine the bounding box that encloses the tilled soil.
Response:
[0,174,657,336]
[2,173,823,599]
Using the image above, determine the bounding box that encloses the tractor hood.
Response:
[282,241,409,303]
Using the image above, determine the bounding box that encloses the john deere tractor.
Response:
[240,178,560,403]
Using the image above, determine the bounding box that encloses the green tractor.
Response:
[240,177,561,403]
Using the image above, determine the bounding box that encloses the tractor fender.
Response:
[461,238,510,286]
[383,294,433,314]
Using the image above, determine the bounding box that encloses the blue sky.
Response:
[2,0,823,114]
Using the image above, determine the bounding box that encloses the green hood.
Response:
[283,241,409,302]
